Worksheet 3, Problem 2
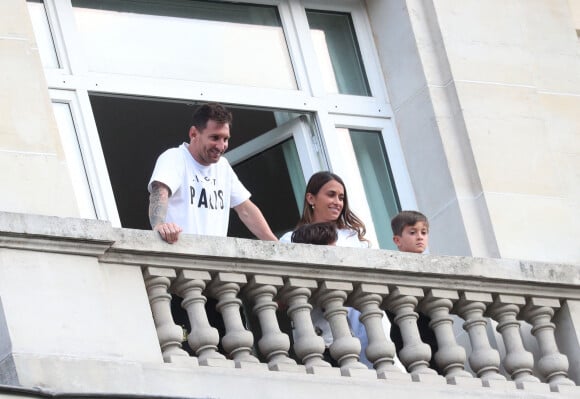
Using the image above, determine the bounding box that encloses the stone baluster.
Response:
[278,278,339,375]
[314,281,373,377]
[383,286,441,382]
[172,270,233,367]
[350,283,408,380]
[520,297,576,391]
[486,294,543,390]
[420,289,472,384]
[243,275,301,372]
[454,292,508,387]
[207,272,264,369]
[143,267,193,364]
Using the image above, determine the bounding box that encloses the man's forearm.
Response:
[149,182,182,244]
[247,219,278,241]
[235,200,278,241]
[149,183,169,228]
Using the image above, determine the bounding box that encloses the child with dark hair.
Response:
[389,210,438,372]
[291,222,338,246]
[390,210,429,253]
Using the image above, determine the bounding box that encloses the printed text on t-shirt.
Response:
[190,186,224,209]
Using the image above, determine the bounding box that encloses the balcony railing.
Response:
[0,212,578,399]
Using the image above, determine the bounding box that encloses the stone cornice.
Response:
[1,211,579,300]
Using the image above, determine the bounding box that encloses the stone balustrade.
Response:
[0,212,578,398]
[140,257,579,395]
[120,232,578,396]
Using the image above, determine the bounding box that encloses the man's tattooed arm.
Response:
[149,181,170,229]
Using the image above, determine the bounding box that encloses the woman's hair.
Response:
[296,171,367,242]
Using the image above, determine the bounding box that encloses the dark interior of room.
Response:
[89,94,300,239]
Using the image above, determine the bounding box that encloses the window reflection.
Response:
[349,130,399,249]
[72,0,296,89]
[306,10,370,96]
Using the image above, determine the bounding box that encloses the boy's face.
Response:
[393,221,429,253]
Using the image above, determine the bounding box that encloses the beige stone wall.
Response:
[368,0,580,263]
[0,0,79,217]
[365,0,498,258]
[431,0,580,263]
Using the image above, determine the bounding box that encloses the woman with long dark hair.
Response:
[280,171,373,366]
[280,171,368,247]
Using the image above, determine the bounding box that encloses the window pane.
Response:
[52,101,96,218]
[281,139,306,212]
[350,130,400,249]
[71,0,296,89]
[27,0,60,68]
[306,10,370,96]
[230,139,302,238]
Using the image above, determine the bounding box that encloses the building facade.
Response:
[3,0,579,263]
[0,0,579,398]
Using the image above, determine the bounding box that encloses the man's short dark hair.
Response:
[390,210,429,236]
[192,102,233,131]
[291,222,338,245]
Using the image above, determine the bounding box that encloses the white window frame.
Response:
[34,0,417,238]
[332,114,417,211]
[49,89,121,225]
[318,114,417,248]
[224,115,324,182]
[291,0,390,104]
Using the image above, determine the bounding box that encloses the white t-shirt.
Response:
[280,227,368,248]
[148,143,250,237]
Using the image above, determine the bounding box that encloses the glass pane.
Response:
[281,139,306,211]
[27,0,60,68]
[306,9,370,96]
[230,139,302,238]
[350,130,400,249]
[71,0,296,89]
[52,101,96,218]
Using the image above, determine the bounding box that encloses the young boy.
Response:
[389,210,437,371]
[291,222,338,246]
[390,210,429,254]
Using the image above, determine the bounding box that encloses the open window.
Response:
[89,94,325,238]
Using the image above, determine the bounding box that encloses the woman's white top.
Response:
[279,227,368,248]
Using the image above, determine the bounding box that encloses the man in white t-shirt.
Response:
[148,103,277,243]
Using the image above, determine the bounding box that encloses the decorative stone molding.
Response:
[278,277,338,375]
[243,275,301,372]
[383,286,441,383]
[521,297,576,391]
[350,283,407,380]
[314,281,372,377]
[486,294,543,390]
[420,289,472,383]
[143,267,193,364]
[172,270,232,367]
[454,291,510,388]
[207,272,263,369]
[2,212,580,396]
